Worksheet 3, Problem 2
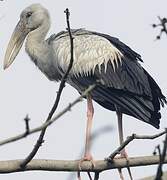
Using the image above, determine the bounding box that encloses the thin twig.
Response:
[152,16,167,40]
[0,155,166,174]
[155,129,167,180]
[20,8,74,168]
[24,115,30,136]
[107,130,167,161]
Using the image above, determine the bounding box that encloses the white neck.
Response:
[26,18,50,45]
[25,20,50,70]
[25,19,61,81]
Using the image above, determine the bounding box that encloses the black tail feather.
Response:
[92,86,161,128]
[144,69,167,108]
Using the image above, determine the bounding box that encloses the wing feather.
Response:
[52,32,123,76]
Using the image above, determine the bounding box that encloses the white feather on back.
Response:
[52,34,123,76]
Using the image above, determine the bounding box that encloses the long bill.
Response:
[3,21,28,69]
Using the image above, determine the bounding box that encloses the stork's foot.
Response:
[115,149,128,159]
[77,154,95,180]
[105,149,132,180]
[77,171,82,180]
[115,149,133,180]
[78,154,95,170]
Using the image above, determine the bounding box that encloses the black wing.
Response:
[91,31,143,62]
[69,32,166,129]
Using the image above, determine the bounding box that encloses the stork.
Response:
[4,4,166,180]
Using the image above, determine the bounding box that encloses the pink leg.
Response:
[78,94,95,180]
[84,94,94,160]
[77,95,95,180]
[116,109,133,180]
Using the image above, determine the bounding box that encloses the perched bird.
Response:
[4,3,166,179]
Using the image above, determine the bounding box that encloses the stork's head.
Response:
[3,4,50,69]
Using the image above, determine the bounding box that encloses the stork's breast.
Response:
[52,34,123,76]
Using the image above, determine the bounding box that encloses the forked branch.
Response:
[107,129,167,161]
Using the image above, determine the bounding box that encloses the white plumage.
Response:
[53,33,123,77]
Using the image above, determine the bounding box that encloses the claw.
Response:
[78,154,95,170]
[117,149,133,180]
[118,168,125,180]
[77,171,82,180]
[77,155,95,180]
[106,149,133,180]
[120,149,128,159]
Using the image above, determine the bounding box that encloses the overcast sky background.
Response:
[0,0,167,179]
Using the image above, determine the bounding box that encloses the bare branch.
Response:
[0,84,96,146]
[107,130,167,161]
[0,155,166,174]
[23,115,30,136]
[152,16,167,40]
[155,130,167,179]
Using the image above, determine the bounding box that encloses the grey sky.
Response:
[0,0,167,179]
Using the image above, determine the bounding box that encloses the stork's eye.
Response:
[26,12,32,18]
